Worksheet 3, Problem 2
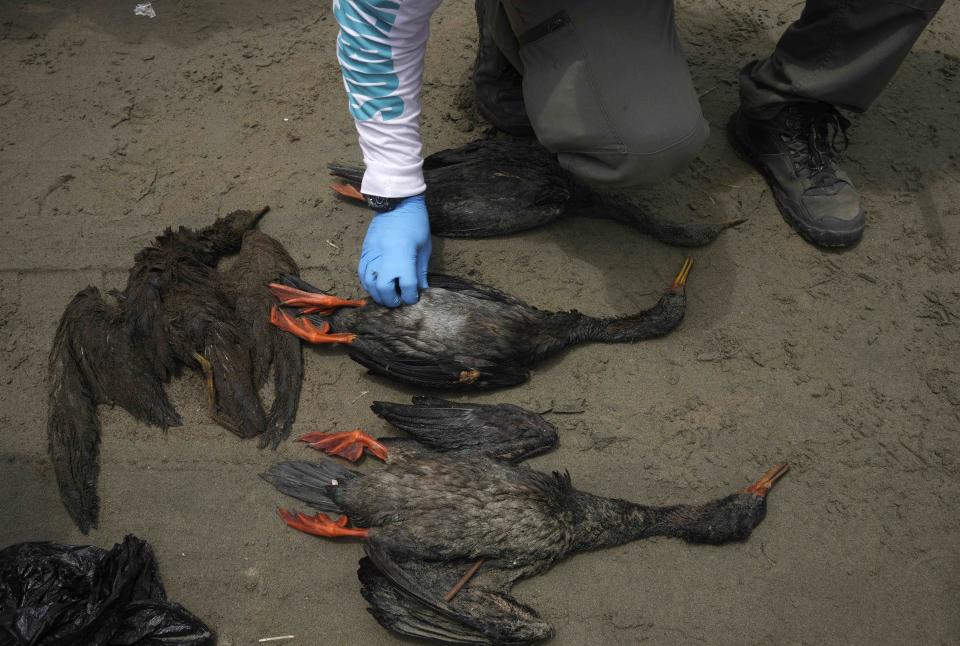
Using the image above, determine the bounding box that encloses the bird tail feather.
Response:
[260,459,358,513]
[328,163,364,188]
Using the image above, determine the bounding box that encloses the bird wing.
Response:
[421,138,497,170]
[421,139,570,238]
[426,274,528,307]
[347,340,529,390]
[261,331,302,448]
[201,319,267,440]
[48,287,181,533]
[222,231,303,448]
[359,542,553,645]
[422,138,552,171]
[370,397,558,463]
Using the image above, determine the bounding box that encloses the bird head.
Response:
[221,206,269,238]
[197,206,270,255]
[680,464,789,545]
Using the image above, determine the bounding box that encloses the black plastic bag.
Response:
[0,534,215,646]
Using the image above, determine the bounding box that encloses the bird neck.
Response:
[570,189,649,227]
[566,490,696,554]
[534,296,685,361]
[559,294,686,345]
[532,311,594,358]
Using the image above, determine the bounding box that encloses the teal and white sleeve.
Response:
[334,0,443,199]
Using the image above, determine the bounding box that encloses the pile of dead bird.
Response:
[47,207,303,533]
[23,137,786,645]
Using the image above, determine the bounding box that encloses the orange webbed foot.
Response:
[738,463,790,498]
[331,182,365,202]
[277,508,369,539]
[298,429,388,462]
[268,283,366,312]
[270,306,356,345]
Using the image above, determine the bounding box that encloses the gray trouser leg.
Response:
[479,0,522,71]
[497,0,708,188]
[740,0,945,114]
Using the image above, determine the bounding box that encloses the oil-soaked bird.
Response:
[267,257,693,390]
[221,229,304,449]
[48,208,303,533]
[263,397,788,645]
[329,137,741,246]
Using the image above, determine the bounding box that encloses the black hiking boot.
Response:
[473,0,534,137]
[728,103,864,248]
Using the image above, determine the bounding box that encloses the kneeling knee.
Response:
[559,118,709,189]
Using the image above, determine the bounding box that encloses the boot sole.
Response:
[726,112,863,249]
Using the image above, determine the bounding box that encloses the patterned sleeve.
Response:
[334,0,443,198]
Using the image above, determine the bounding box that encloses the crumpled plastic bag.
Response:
[0,534,214,646]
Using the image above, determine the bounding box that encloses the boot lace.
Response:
[780,105,850,188]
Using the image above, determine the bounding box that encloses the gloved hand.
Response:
[358,194,431,307]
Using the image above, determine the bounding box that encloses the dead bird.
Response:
[48,208,303,533]
[221,229,304,449]
[329,137,741,246]
[263,397,788,645]
[267,257,692,390]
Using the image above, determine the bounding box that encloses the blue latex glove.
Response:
[358,194,431,307]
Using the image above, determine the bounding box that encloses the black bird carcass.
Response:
[267,257,692,389]
[329,137,741,246]
[263,397,789,645]
[47,207,303,533]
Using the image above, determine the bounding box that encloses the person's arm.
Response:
[334,0,442,307]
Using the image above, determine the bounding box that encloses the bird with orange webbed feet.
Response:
[262,397,788,645]
[266,258,693,390]
[330,137,743,246]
